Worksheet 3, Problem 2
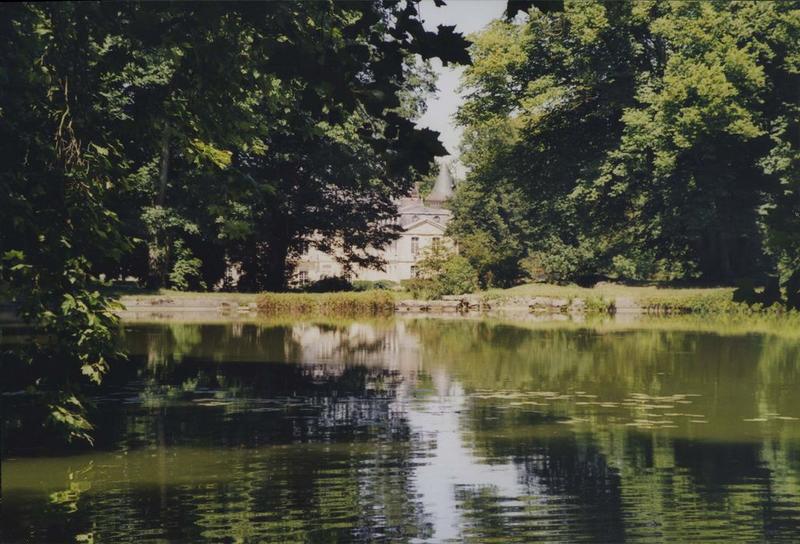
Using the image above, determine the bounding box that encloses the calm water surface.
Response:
[2,317,800,542]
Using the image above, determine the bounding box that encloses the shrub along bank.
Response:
[257,291,396,316]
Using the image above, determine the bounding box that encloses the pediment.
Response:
[402,218,448,233]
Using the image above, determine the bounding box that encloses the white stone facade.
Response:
[294,165,456,284]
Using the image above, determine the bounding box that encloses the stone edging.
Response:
[395,295,643,315]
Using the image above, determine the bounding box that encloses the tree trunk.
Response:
[786,269,800,310]
[147,124,171,288]
[263,236,290,291]
[157,124,170,207]
[717,230,732,282]
[698,226,734,283]
[148,124,171,288]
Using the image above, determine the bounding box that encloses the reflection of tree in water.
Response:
[4,325,432,543]
[459,403,800,541]
[406,319,764,396]
[120,323,302,367]
[412,319,800,542]
[6,320,800,542]
[408,319,799,434]
[457,403,626,542]
[597,431,800,541]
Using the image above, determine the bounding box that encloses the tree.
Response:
[85,1,470,292]
[413,244,479,298]
[0,1,470,442]
[456,1,653,283]
[602,1,799,282]
[447,180,530,287]
[456,1,799,288]
[1,3,129,441]
[212,3,468,291]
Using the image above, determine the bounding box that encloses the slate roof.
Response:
[426,164,455,204]
[396,203,451,227]
[398,203,449,214]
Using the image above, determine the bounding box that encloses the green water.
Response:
[2,317,800,542]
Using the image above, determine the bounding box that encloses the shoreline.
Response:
[117,283,794,321]
[0,284,784,324]
[118,293,262,318]
[113,298,800,341]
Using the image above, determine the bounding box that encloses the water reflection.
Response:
[2,317,800,542]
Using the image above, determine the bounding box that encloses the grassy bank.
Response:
[257,290,396,316]
[481,283,786,315]
[115,283,792,317]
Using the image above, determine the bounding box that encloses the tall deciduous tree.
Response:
[2,3,129,442]
[456,0,799,288]
[100,1,469,292]
[1,1,469,442]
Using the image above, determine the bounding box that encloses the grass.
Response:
[481,282,779,314]
[484,283,734,300]
[118,289,261,302]
[257,290,397,316]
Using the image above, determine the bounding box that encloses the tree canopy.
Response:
[453,0,799,298]
[1,1,469,441]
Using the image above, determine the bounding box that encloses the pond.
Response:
[2,316,800,542]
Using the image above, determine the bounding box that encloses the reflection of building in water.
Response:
[291,321,423,377]
[294,163,456,284]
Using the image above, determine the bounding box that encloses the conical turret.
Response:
[426,161,454,206]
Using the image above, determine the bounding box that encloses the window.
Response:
[433,215,440,223]
[410,265,418,278]
[411,236,419,255]
[297,271,308,285]
[432,237,440,249]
